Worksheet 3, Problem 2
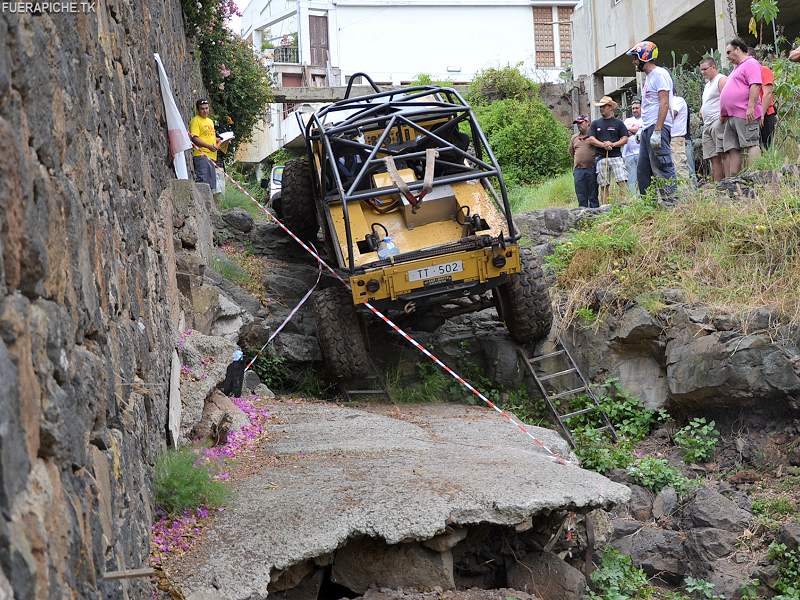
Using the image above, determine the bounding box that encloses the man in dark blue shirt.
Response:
[587,96,629,204]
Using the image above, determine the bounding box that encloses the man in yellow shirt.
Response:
[189,99,221,189]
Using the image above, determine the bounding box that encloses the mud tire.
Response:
[313,285,372,379]
[280,157,318,241]
[495,248,553,344]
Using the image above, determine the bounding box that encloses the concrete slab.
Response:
[174,401,629,600]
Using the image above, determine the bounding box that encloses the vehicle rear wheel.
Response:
[495,248,553,345]
[313,285,372,379]
[280,157,318,241]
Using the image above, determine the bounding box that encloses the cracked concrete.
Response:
[174,401,629,600]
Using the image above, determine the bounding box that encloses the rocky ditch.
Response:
[181,201,800,600]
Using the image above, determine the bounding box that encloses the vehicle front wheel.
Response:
[312,285,372,379]
[494,248,553,345]
[280,157,318,241]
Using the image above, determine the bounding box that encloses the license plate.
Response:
[407,260,463,282]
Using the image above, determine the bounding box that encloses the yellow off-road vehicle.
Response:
[277,73,552,378]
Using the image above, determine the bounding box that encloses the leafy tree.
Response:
[473,97,571,185]
[181,0,273,155]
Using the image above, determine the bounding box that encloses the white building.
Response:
[237,0,579,163]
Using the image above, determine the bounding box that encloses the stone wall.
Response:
[539,80,590,127]
[0,3,202,597]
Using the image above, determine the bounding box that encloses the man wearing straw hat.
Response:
[586,96,629,204]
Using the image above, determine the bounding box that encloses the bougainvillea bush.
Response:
[180,0,272,154]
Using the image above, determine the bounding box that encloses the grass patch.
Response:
[211,252,249,285]
[509,172,577,213]
[154,448,228,516]
[217,184,266,221]
[210,244,268,304]
[546,186,800,329]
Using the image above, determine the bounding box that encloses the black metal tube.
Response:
[344,170,498,201]
[312,112,357,272]
[321,107,469,140]
[365,146,451,163]
[448,88,515,238]
[395,115,494,171]
[344,72,381,98]
[346,115,398,197]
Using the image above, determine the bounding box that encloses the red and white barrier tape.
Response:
[222,172,574,465]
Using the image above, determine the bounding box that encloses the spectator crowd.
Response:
[570,38,800,207]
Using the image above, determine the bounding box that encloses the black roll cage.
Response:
[302,72,518,274]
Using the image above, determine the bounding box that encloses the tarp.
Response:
[154,53,192,179]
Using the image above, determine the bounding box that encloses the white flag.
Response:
[154,53,192,179]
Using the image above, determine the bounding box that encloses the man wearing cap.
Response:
[570,115,599,208]
[623,100,643,195]
[189,98,222,189]
[626,41,677,204]
[586,96,629,204]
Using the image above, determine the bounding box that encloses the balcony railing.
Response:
[273,46,299,64]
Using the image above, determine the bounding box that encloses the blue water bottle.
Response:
[377,236,399,260]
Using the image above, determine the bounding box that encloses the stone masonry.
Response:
[0,3,203,598]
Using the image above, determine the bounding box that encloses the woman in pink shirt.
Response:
[719,38,762,176]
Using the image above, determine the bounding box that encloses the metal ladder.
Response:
[518,336,616,448]
[339,369,391,402]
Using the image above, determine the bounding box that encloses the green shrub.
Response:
[469,64,538,105]
[388,362,450,403]
[674,417,719,464]
[250,349,289,390]
[574,428,634,474]
[180,0,272,155]
[767,542,800,599]
[587,547,651,599]
[154,448,228,516]
[627,457,697,495]
[473,98,571,185]
[683,577,724,600]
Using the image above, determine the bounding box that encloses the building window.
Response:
[558,6,573,66]
[533,7,555,68]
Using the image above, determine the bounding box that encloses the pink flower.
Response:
[219,63,231,78]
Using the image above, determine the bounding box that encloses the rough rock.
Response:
[173,402,629,599]
[610,518,642,540]
[191,389,249,443]
[652,487,678,519]
[564,301,800,413]
[686,528,738,563]
[273,332,321,364]
[506,550,586,600]
[221,208,255,233]
[422,528,469,553]
[686,487,752,532]
[243,369,262,393]
[269,569,323,600]
[628,485,654,521]
[359,588,539,600]
[777,522,800,550]
[178,332,238,442]
[666,329,800,411]
[332,538,455,593]
[612,528,687,580]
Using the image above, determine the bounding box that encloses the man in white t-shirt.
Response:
[625,41,677,205]
[623,99,643,195]
[670,95,694,185]
[699,56,728,182]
